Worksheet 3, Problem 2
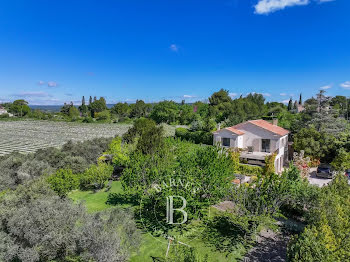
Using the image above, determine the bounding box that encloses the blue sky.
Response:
[0,0,349,105]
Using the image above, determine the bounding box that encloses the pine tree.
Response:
[89,96,92,105]
[93,96,97,102]
[82,96,85,106]
[299,93,302,105]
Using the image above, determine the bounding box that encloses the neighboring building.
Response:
[0,106,12,117]
[296,104,305,113]
[213,119,289,173]
[0,106,8,115]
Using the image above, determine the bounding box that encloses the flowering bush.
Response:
[293,151,311,178]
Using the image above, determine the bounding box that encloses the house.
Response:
[213,119,289,173]
[0,106,8,115]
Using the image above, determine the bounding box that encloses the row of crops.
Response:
[0,120,131,156]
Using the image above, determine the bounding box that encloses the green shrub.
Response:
[175,127,189,139]
[95,110,111,121]
[47,169,80,197]
[80,163,113,190]
[175,128,213,145]
[237,164,263,176]
[0,113,9,118]
[82,116,94,123]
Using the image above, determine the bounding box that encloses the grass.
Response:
[69,181,127,212]
[69,181,245,261]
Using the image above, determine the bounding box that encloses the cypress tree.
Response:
[294,100,298,110]
[288,98,293,111]
[299,93,302,105]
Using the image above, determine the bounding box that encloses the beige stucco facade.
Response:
[213,121,288,173]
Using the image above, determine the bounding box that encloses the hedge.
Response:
[175,128,213,145]
[237,164,263,176]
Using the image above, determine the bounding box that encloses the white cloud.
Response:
[254,0,334,15]
[280,93,287,96]
[262,93,271,97]
[47,81,58,87]
[254,0,309,14]
[340,81,350,90]
[229,92,238,98]
[170,44,179,52]
[282,99,290,104]
[38,80,45,85]
[183,95,196,98]
[320,84,332,90]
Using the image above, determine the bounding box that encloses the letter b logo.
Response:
[166,196,188,225]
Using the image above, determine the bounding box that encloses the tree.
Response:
[69,106,80,120]
[89,96,92,105]
[95,110,111,121]
[79,96,89,116]
[288,98,293,111]
[136,125,164,155]
[9,99,30,117]
[47,169,80,197]
[150,100,179,124]
[294,100,298,110]
[122,118,157,143]
[0,179,140,262]
[209,89,231,106]
[288,175,350,261]
[331,148,350,172]
[293,127,337,162]
[89,97,107,117]
[111,102,130,118]
[80,163,113,189]
[60,102,73,116]
[299,93,303,105]
[130,100,150,118]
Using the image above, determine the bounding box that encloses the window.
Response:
[222,138,230,147]
[261,139,270,152]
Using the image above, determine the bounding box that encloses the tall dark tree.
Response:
[294,100,298,110]
[299,93,302,105]
[288,98,293,111]
[79,96,88,116]
[89,96,92,105]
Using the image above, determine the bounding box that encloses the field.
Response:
[0,120,132,156]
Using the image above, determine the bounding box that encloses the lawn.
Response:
[69,181,245,262]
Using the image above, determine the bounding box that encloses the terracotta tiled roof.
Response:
[233,119,289,136]
[214,127,245,135]
[225,127,245,135]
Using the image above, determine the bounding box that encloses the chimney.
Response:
[272,118,278,126]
